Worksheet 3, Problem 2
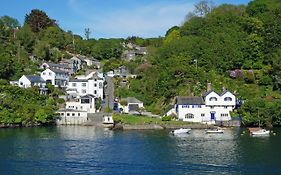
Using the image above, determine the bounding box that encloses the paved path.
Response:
[103,75,114,111]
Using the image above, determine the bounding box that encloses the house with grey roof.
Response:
[175,90,236,124]
[119,97,144,113]
[17,75,46,89]
[40,68,69,87]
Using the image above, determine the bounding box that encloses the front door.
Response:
[211,112,215,121]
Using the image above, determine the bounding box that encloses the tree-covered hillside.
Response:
[116,0,281,126]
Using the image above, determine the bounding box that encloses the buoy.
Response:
[273,133,276,136]
[243,131,246,134]
[241,134,244,136]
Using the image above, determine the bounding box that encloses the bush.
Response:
[162,116,172,121]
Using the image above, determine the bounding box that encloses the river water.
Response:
[0,126,280,175]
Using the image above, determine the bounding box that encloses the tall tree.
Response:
[25,9,57,33]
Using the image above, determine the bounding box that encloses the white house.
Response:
[65,94,96,113]
[175,90,236,124]
[41,68,69,87]
[119,97,144,113]
[18,75,46,88]
[67,72,103,98]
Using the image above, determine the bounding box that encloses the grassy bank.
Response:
[113,114,190,125]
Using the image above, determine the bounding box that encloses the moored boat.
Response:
[249,128,270,136]
[171,128,191,134]
[205,128,224,134]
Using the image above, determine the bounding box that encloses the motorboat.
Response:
[171,128,191,134]
[205,128,224,134]
[250,128,270,136]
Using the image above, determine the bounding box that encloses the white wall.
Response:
[56,111,88,125]
[18,75,31,88]
[41,69,55,85]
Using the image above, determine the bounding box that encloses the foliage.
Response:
[0,85,56,126]
[162,116,172,121]
[25,9,57,33]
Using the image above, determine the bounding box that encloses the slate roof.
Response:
[69,79,88,82]
[176,96,205,105]
[25,75,45,83]
[46,62,68,69]
[81,94,95,99]
[50,68,68,74]
[123,97,143,104]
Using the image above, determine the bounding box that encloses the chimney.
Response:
[207,83,212,92]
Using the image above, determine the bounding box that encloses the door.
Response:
[211,112,215,121]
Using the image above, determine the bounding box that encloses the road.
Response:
[102,75,114,111]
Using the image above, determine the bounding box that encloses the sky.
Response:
[1,0,251,39]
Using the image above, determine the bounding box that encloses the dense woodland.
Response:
[1,0,281,126]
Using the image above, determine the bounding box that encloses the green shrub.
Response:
[162,116,172,121]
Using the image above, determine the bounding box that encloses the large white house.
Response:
[41,68,69,87]
[67,72,103,98]
[175,90,236,124]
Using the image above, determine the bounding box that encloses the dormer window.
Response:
[224,97,232,101]
[209,97,217,101]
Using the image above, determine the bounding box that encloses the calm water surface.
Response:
[0,126,281,175]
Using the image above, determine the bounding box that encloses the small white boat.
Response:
[205,128,224,134]
[171,128,191,134]
[251,129,270,136]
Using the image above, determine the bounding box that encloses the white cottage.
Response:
[176,90,236,124]
[41,68,69,87]
[18,75,46,88]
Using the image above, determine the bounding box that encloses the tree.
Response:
[17,24,35,52]
[33,40,50,60]
[84,28,91,40]
[194,0,215,17]
[25,9,57,33]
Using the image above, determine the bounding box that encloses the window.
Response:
[224,106,228,109]
[49,72,52,76]
[43,72,46,75]
[67,113,70,116]
[209,97,218,101]
[61,113,64,116]
[94,83,97,87]
[99,82,103,89]
[82,83,87,87]
[201,113,205,117]
[210,106,214,109]
[20,82,23,85]
[82,89,86,94]
[224,97,232,101]
[185,113,194,119]
[78,113,80,116]
[72,113,75,116]
[94,79,97,81]
[72,83,76,87]
[182,105,189,108]
[94,90,97,94]
[81,106,83,109]
[221,114,229,117]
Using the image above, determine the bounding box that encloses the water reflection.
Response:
[1,127,281,175]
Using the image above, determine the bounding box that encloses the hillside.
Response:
[115,0,281,126]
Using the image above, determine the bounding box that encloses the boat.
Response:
[249,128,270,136]
[171,128,191,134]
[205,128,224,134]
[249,118,270,136]
[251,129,270,136]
